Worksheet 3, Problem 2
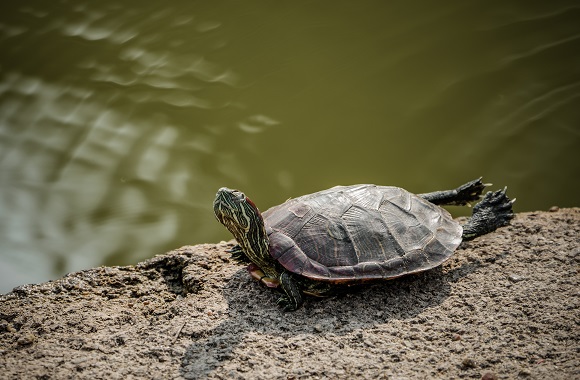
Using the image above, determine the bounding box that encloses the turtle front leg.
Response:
[227,244,251,263]
[277,271,303,312]
[419,177,487,206]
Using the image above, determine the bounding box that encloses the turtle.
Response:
[213,178,514,311]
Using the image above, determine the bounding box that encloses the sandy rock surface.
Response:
[1,209,578,379]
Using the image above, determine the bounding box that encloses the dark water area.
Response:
[1,1,579,293]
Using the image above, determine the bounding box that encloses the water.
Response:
[1,1,579,293]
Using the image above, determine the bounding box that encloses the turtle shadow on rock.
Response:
[179,244,494,379]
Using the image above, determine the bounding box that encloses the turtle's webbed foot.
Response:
[276,295,299,312]
[452,177,487,206]
[474,187,515,224]
[228,245,250,264]
[462,187,515,240]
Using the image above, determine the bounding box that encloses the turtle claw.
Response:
[462,187,515,240]
[474,188,515,225]
[453,177,487,205]
[421,178,490,206]
[228,245,250,263]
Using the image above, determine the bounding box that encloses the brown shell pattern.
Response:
[262,185,462,283]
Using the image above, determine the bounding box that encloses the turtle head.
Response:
[213,187,261,236]
[214,187,272,271]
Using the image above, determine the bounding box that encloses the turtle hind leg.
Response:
[461,187,515,241]
[419,177,486,206]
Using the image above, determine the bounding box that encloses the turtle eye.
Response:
[233,191,245,201]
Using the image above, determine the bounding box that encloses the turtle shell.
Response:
[262,185,462,283]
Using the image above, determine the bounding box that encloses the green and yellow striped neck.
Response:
[213,187,277,277]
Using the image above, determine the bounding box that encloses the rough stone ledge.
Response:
[1,209,579,379]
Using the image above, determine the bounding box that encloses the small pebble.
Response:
[17,333,36,346]
[482,372,498,380]
[462,358,476,368]
[549,206,559,212]
[518,368,532,377]
[508,274,525,283]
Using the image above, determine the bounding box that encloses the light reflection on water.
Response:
[0,1,579,292]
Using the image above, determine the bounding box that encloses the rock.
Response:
[482,372,498,380]
[0,209,579,379]
[508,274,525,282]
[461,357,477,368]
[16,333,36,346]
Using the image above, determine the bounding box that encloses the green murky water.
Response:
[1,1,579,292]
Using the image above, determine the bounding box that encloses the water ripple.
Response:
[136,127,179,182]
[238,114,280,134]
[160,92,213,108]
[500,34,580,66]
[0,23,27,38]
[494,81,580,130]
[478,5,580,31]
